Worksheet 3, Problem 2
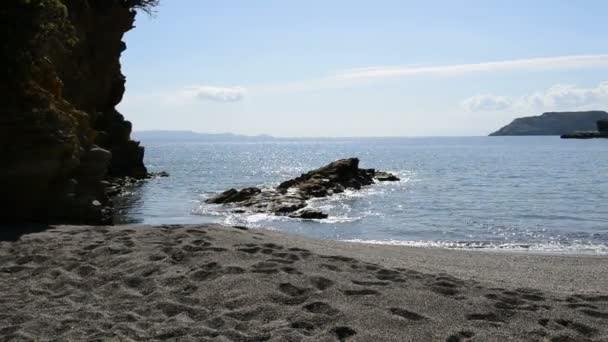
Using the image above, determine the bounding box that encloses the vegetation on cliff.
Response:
[0,0,157,224]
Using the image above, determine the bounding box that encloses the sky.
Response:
[118,0,608,137]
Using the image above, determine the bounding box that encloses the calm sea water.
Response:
[115,137,608,254]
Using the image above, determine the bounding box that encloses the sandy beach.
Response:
[1,224,607,341]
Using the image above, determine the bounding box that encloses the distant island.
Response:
[489,111,608,136]
[132,130,276,142]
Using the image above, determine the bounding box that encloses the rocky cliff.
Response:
[489,111,608,136]
[0,0,153,224]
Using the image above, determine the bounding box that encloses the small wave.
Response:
[320,216,362,223]
[342,239,608,255]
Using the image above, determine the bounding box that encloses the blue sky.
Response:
[119,0,608,136]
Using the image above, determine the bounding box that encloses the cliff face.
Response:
[0,0,148,225]
[489,111,608,136]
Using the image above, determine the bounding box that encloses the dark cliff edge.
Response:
[489,111,608,136]
[0,0,155,225]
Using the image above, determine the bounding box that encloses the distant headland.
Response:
[132,130,276,142]
[489,111,608,136]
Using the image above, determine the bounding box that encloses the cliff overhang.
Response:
[0,0,156,224]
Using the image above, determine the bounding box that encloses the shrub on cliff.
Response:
[126,0,159,13]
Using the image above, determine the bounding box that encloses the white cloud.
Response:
[129,54,608,105]
[163,86,247,104]
[461,94,512,112]
[462,81,608,112]
[190,86,246,102]
[330,54,608,80]
[252,54,608,94]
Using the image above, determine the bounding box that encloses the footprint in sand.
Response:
[389,308,427,321]
[554,319,598,337]
[303,302,340,316]
[320,264,342,272]
[484,290,543,311]
[273,283,312,305]
[237,246,261,254]
[342,289,380,296]
[288,247,310,252]
[281,266,302,275]
[375,269,405,283]
[579,309,608,319]
[445,331,475,342]
[251,261,280,275]
[331,326,357,341]
[352,280,390,287]
[279,283,311,297]
[310,276,334,290]
[466,312,503,323]
[290,320,316,332]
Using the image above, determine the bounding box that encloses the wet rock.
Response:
[289,209,329,220]
[208,158,399,218]
[375,171,400,182]
[278,158,376,194]
[207,188,262,204]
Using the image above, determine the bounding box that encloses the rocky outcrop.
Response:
[489,111,608,136]
[0,1,152,224]
[206,158,399,219]
[561,120,608,139]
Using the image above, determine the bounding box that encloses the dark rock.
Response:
[561,132,608,139]
[207,189,237,203]
[206,187,262,204]
[150,171,170,178]
[209,158,399,218]
[275,202,307,214]
[278,158,376,195]
[490,111,608,136]
[289,209,329,220]
[375,171,400,182]
[78,147,112,182]
[561,120,608,139]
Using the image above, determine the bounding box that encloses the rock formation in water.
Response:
[561,120,608,139]
[0,0,155,225]
[489,111,608,136]
[206,158,400,219]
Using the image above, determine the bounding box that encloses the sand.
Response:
[0,224,607,341]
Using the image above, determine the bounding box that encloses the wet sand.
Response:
[1,224,607,341]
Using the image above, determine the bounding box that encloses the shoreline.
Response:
[339,237,608,257]
[1,224,607,341]
[242,226,608,294]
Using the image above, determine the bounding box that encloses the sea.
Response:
[114,136,608,255]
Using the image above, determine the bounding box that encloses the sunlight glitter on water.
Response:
[117,137,608,255]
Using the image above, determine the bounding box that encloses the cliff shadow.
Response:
[0,224,52,242]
